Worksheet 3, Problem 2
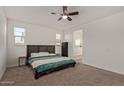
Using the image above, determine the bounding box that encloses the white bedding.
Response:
[31,57,71,68]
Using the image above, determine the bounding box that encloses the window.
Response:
[56,34,61,40]
[14,27,26,45]
[75,39,81,46]
[56,34,61,46]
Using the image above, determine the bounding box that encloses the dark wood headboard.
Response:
[26,45,55,60]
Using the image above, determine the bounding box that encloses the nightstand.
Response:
[18,56,27,66]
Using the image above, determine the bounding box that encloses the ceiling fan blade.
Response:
[68,11,79,16]
[57,17,62,21]
[51,12,62,16]
[51,12,56,15]
[67,17,72,21]
[63,6,67,14]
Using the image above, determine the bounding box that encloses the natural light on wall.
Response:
[14,27,26,45]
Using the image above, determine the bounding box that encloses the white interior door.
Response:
[73,30,83,63]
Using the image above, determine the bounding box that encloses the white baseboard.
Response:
[83,63,124,75]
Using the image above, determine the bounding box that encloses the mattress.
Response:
[28,55,76,73]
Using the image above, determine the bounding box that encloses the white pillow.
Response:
[49,53,56,56]
[39,52,49,54]
[39,53,56,56]
[31,52,49,57]
[31,52,55,57]
[38,53,50,57]
[31,53,39,57]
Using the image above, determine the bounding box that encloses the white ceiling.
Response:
[4,6,124,30]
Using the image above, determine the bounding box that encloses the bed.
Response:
[26,45,76,79]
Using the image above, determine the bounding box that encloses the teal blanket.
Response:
[28,55,76,73]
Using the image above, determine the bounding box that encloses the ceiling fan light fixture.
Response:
[51,6,79,21]
[62,15,67,19]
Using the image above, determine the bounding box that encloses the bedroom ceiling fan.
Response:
[51,6,79,21]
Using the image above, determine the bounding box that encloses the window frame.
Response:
[56,34,61,46]
[14,26,26,45]
[56,34,61,40]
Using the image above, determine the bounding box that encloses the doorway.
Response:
[73,30,83,63]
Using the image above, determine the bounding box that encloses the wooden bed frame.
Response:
[26,45,76,79]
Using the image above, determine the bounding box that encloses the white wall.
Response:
[7,19,63,67]
[83,11,124,74]
[64,11,124,75]
[0,7,7,79]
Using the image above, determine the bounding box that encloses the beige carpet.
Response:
[1,64,124,86]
